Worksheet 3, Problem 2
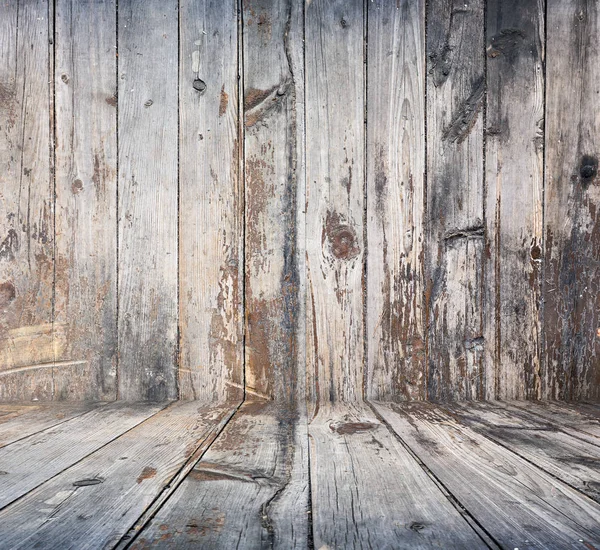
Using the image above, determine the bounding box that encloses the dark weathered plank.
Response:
[178,0,243,402]
[426,0,485,400]
[543,0,600,400]
[305,0,365,403]
[366,0,426,402]
[243,0,303,404]
[54,0,118,401]
[130,399,309,549]
[0,401,234,550]
[0,0,55,400]
[0,401,165,509]
[309,402,486,549]
[117,0,178,401]
[484,0,545,400]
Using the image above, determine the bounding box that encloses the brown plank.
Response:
[178,0,243,402]
[53,0,118,400]
[426,0,485,400]
[484,0,545,400]
[366,0,426,401]
[375,401,600,549]
[543,0,600,400]
[0,0,54,400]
[117,0,179,400]
[305,0,365,403]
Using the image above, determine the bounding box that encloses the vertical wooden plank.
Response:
[366,0,426,401]
[426,0,485,401]
[54,0,118,401]
[305,0,365,404]
[178,0,242,402]
[243,0,302,404]
[544,0,600,400]
[0,0,54,400]
[118,0,178,401]
[485,0,544,400]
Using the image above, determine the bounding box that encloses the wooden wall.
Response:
[0,0,598,403]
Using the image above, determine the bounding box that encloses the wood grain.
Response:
[178,0,243,402]
[366,0,426,402]
[543,0,600,400]
[426,0,485,401]
[117,0,179,401]
[54,0,118,401]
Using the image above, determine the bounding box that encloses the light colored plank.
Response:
[0,402,104,448]
[426,0,485,400]
[448,401,600,502]
[243,0,303,403]
[0,0,54,399]
[117,0,179,400]
[178,0,243,402]
[0,401,235,550]
[53,0,118,401]
[543,0,600,400]
[310,401,486,549]
[484,0,545,400]
[305,0,365,403]
[366,0,426,401]
[0,401,165,509]
[375,401,600,548]
[130,399,309,549]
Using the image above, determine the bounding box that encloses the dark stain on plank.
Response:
[136,466,157,483]
[0,281,16,307]
[579,155,598,188]
[219,85,229,117]
[487,28,526,59]
[330,422,377,435]
[324,211,360,261]
[442,76,485,144]
[73,477,104,487]
[0,230,19,262]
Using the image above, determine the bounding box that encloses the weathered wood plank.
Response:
[243,0,303,404]
[178,0,243,402]
[130,399,309,549]
[310,402,486,549]
[426,0,485,400]
[543,0,600,400]
[484,0,545,400]
[117,0,179,401]
[0,401,165,509]
[0,401,234,550]
[375,401,600,548]
[366,0,426,402]
[305,0,365,403]
[53,0,118,401]
[0,0,54,399]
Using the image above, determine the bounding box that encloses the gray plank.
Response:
[53,0,118,401]
[178,0,243,402]
[375,401,600,549]
[366,0,426,401]
[0,401,235,550]
[543,0,600,400]
[310,402,486,549]
[0,0,54,400]
[484,0,545,399]
[117,0,179,400]
[0,401,165,509]
[426,0,485,400]
[130,399,309,549]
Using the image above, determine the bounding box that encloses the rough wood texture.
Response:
[375,401,600,548]
[54,0,118,401]
[0,401,233,550]
[543,0,600,400]
[426,0,485,401]
[484,0,545,400]
[305,0,365,403]
[178,0,243,402]
[366,0,426,402]
[117,0,178,401]
[130,400,309,549]
[243,0,302,404]
[0,0,54,399]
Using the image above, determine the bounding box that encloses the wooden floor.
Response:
[1,400,600,549]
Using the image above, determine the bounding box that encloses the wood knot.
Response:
[580,155,597,186]
[530,244,541,261]
[325,211,359,260]
[71,179,84,194]
[193,78,207,93]
[340,18,348,28]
